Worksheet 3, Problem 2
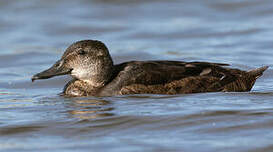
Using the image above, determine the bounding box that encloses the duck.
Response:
[31,40,269,97]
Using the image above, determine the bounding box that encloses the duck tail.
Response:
[247,66,269,79]
[221,66,269,92]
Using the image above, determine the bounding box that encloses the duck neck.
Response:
[83,58,114,88]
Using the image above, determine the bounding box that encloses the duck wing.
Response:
[99,60,238,95]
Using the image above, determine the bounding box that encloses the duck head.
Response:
[32,40,114,86]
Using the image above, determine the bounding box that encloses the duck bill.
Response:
[31,60,72,82]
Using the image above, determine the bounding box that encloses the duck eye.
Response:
[79,49,87,55]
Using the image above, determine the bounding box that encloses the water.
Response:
[1,0,273,151]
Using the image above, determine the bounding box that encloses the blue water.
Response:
[1,0,273,151]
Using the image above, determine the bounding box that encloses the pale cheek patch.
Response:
[71,68,90,79]
[68,56,90,79]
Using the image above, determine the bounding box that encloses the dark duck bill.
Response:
[31,60,72,82]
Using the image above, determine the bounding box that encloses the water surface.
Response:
[1,0,273,152]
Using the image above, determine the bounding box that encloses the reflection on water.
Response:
[0,0,273,152]
[68,99,114,120]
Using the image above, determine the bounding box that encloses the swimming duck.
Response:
[32,40,268,97]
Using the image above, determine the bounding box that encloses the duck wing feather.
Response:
[99,60,239,95]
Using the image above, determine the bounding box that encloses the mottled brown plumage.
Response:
[32,40,269,97]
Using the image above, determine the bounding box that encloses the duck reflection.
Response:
[68,99,114,120]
